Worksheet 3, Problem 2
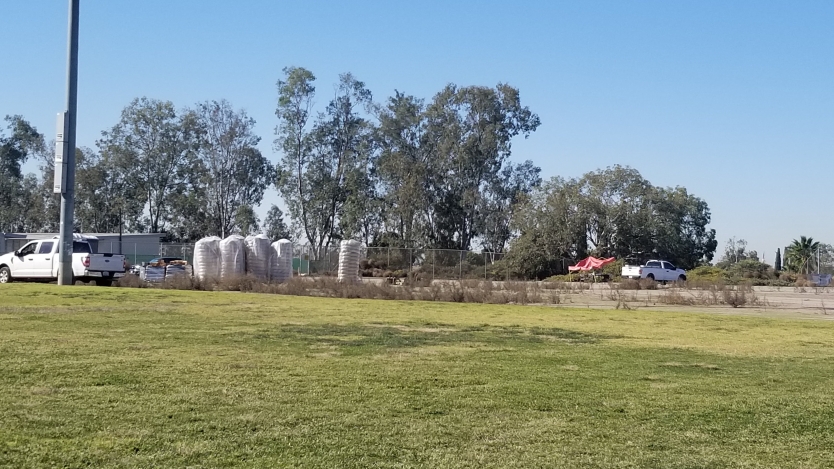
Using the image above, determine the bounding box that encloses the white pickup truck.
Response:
[0,236,126,286]
[621,260,687,283]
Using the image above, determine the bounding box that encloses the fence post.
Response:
[387,247,390,270]
[484,252,487,280]
[432,249,435,281]
[459,250,463,280]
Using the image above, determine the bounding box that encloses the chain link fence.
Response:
[285,244,574,281]
[100,241,573,281]
[92,242,194,267]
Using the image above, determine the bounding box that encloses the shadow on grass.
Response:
[235,323,620,355]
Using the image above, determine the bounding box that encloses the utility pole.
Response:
[57,0,80,285]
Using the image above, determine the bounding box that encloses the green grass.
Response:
[2,284,834,468]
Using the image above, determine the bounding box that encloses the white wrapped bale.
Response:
[244,234,271,280]
[337,239,361,283]
[219,235,245,279]
[269,239,293,283]
[193,236,221,281]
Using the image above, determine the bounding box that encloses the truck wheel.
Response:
[0,267,12,284]
[646,273,655,281]
[95,279,113,287]
[678,275,687,282]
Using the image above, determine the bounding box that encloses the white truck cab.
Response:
[0,235,126,286]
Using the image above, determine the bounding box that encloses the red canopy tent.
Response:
[568,256,616,272]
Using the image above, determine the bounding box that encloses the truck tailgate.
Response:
[87,254,124,272]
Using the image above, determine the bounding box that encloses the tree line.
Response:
[719,236,833,277]
[1,66,721,277]
[504,165,718,278]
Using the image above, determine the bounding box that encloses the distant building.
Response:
[0,232,163,265]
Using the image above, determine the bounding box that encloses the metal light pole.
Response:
[57,0,80,285]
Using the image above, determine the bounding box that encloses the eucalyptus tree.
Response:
[572,165,653,259]
[263,204,291,240]
[233,205,260,236]
[477,160,541,254]
[98,98,200,233]
[0,115,47,232]
[374,92,432,247]
[73,147,111,233]
[67,144,147,234]
[423,83,540,250]
[505,176,588,278]
[648,185,717,268]
[314,73,376,247]
[196,100,272,238]
[274,67,322,247]
[32,139,61,232]
[275,69,375,253]
[716,237,758,268]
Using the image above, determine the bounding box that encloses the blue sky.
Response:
[2,0,832,261]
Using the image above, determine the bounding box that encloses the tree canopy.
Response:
[504,166,717,279]
[1,68,721,276]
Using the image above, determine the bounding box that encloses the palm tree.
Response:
[785,236,820,274]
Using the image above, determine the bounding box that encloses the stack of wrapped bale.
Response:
[337,239,361,283]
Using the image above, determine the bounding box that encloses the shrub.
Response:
[619,279,641,290]
[659,290,695,306]
[795,276,814,288]
[613,278,658,290]
[116,274,147,288]
[687,266,727,282]
[723,289,747,308]
[546,274,576,283]
[600,259,625,278]
[726,259,773,280]
[158,275,199,291]
[404,271,431,287]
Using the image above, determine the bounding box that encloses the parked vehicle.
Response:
[147,257,183,265]
[129,257,183,275]
[621,260,686,283]
[0,235,126,286]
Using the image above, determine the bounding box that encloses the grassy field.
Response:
[2,284,834,468]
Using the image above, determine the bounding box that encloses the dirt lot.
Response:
[357,277,834,320]
[544,283,834,320]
